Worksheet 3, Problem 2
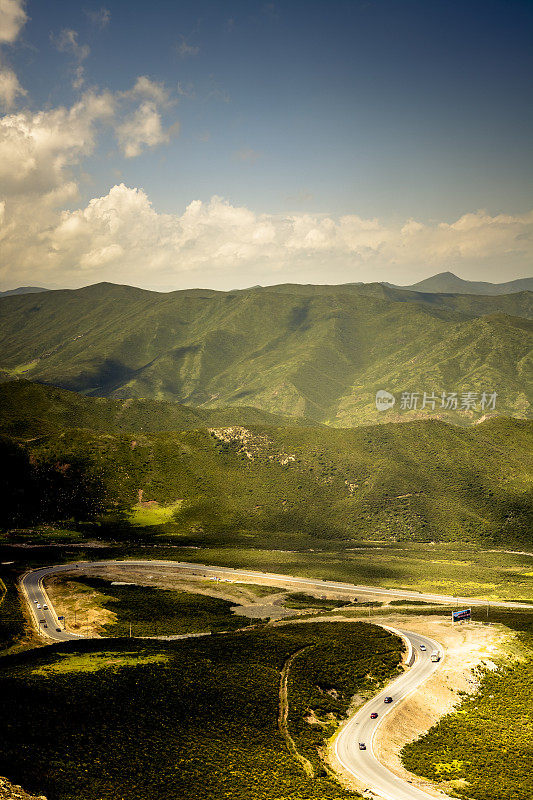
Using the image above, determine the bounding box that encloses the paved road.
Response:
[21,558,532,643]
[20,559,473,799]
[335,627,453,800]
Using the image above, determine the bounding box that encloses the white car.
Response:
[420,644,426,651]
[36,603,41,609]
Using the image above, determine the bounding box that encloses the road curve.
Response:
[335,627,453,800]
[20,558,532,644]
[20,560,461,799]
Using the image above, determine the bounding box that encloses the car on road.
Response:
[43,624,48,628]
[384,696,393,703]
[370,712,378,719]
[36,603,41,609]
[43,605,48,610]
[56,628,61,632]
[358,743,366,750]
[420,644,426,651]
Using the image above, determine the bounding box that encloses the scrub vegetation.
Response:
[0,622,403,800]
[0,282,531,424]
[1,382,531,548]
[53,575,252,636]
[402,611,533,800]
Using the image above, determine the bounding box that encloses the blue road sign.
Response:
[452,608,471,622]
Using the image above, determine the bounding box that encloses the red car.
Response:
[384,696,393,703]
[370,712,378,719]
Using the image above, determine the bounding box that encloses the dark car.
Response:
[384,696,393,703]
[370,712,378,719]
[358,742,366,750]
[56,628,61,632]
[43,624,48,628]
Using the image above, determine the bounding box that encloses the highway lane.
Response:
[21,565,84,641]
[21,560,461,799]
[21,558,532,643]
[335,628,452,800]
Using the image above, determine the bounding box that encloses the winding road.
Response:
[21,558,511,800]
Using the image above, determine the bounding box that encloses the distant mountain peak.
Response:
[385,272,533,296]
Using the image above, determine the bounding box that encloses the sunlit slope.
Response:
[0,282,531,424]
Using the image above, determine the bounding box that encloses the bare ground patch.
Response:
[331,613,518,798]
[43,575,117,637]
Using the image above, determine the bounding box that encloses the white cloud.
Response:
[52,28,90,62]
[86,7,110,29]
[122,75,171,106]
[1,185,525,290]
[0,89,115,194]
[0,0,26,44]
[116,101,175,158]
[177,35,199,58]
[0,65,25,108]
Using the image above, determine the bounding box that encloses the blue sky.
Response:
[0,0,532,290]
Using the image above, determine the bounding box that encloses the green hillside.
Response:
[0,282,530,425]
[1,383,531,545]
[0,380,317,437]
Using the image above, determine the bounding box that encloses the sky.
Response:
[0,0,532,292]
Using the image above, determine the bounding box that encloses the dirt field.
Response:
[44,575,117,637]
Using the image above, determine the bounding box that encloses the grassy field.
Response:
[46,575,253,637]
[402,610,533,800]
[157,542,533,601]
[0,622,403,800]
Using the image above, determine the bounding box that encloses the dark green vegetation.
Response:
[402,611,533,800]
[0,622,403,800]
[0,571,26,654]
[287,627,402,773]
[283,592,354,610]
[0,380,317,437]
[1,383,531,547]
[0,281,530,424]
[60,576,251,636]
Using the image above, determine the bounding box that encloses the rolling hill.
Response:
[0,380,318,436]
[1,382,531,545]
[0,282,530,425]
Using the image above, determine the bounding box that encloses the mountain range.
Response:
[384,271,533,295]
[0,281,531,425]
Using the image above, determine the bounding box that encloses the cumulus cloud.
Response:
[0,89,115,195]
[116,101,176,158]
[0,0,26,44]
[2,182,529,290]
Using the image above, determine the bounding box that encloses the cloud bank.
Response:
[0,1,530,291]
